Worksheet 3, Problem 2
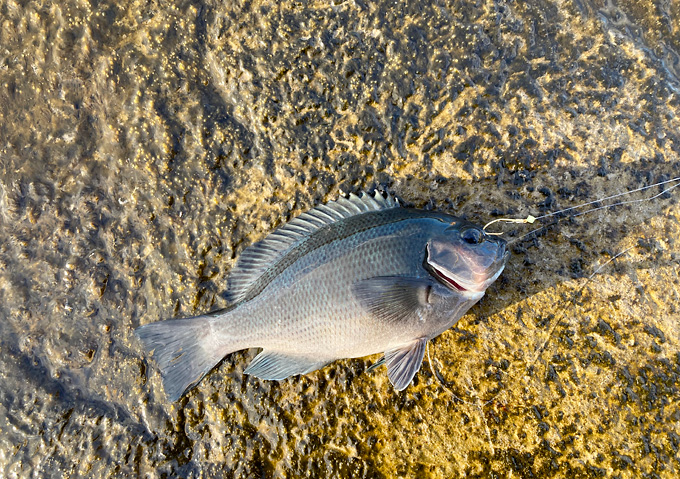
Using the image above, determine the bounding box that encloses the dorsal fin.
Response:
[225,192,399,304]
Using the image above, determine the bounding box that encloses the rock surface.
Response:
[0,0,678,477]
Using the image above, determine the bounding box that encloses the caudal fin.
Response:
[135,314,233,401]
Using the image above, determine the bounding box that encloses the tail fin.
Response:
[135,314,233,401]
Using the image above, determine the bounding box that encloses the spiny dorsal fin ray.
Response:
[225,192,398,304]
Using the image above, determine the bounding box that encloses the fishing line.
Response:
[524,246,635,368]
[429,245,637,409]
[483,175,680,238]
[429,175,679,408]
[425,341,498,453]
[426,341,490,407]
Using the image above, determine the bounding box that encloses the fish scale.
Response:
[227,219,432,350]
[136,192,508,401]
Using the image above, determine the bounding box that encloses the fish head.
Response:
[425,221,508,296]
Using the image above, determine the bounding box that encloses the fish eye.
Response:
[461,228,484,245]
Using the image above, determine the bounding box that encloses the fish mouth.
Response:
[424,242,508,295]
[428,264,469,292]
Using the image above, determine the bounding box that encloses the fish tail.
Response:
[135,313,236,401]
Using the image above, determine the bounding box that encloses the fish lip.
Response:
[428,263,469,292]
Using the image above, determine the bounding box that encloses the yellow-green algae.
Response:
[0,0,678,477]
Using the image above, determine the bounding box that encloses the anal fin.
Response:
[244,351,329,381]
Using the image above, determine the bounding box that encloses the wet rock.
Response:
[0,0,679,477]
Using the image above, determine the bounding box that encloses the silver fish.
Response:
[136,192,508,401]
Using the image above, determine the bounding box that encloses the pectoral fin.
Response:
[352,276,435,324]
[244,350,329,380]
[385,338,427,391]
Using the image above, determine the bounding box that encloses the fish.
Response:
[135,192,509,401]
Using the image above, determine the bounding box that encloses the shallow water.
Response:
[0,0,679,477]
